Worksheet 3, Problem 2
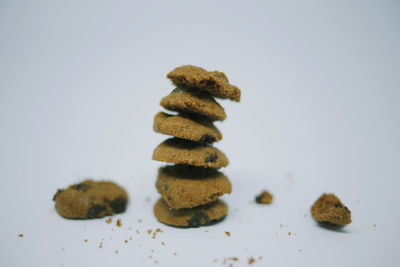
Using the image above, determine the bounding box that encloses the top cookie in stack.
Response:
[152,65,241,228]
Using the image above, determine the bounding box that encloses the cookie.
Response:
[311,193,352,226]
[53,180,128,219]
[152,138,229,169]
[156,165,232,209]
[167,65,241,102]
[255,190,273,204]
[153,197,227,227]
[153,112,222,143]
[160,87,227,121]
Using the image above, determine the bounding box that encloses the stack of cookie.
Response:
[152,65,241,228]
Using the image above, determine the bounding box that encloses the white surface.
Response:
[1,1,399,266]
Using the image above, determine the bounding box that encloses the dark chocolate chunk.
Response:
[187,212,210,227]
[71,183,89,191]
[199,134,216,144]
[53,189,63,201]
[109,197,127,213]
[87,204,106,218]
[204,154,218,163]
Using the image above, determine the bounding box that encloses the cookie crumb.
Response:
[279,224,283,227]
[373,224,377,227]
[229,257,239,261]
[161,242,165,246]
[17,234,24,238]
[255,190,273,204]
[124,240,128,243]
[130,236,132,240]
[115,250,118,254]
[105,218,112,224]
[225,231,231,237]
[147,229,153,234]
[99,242,103,248]
[136,230,140,234]
[311,193,352,226]
[173,253,177,256]
[116,219,122,227]
[84,239,88,242]
[248,257,255,264]
[138,219,142,223]
[288,232,291,236]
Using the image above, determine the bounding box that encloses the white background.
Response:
[1,1,399,266]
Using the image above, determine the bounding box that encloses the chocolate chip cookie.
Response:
[167,65,241,102]
[153,112,222,143]
[160,87,227,121]
[153,198,227,228]
[53,180,128,219]
[152,138,229,169]
[156,165,232,209]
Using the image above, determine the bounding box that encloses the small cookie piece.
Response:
[153,198,228,228]
[153,112,222,143]
[255,190,273,204]
[160,87,227,121]
[152,138,229,169]
[311,193,352,226]
[156,165,232,209]
[167,65,241,102]
[53,180,128,219]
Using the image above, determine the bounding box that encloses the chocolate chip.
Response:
[52,189,63,201]
[110,197,127,213]
[187,212,209,227]
[199,134,216,144]
[72,183,89,191]
[87,204,106,218]
[204,154,217,163]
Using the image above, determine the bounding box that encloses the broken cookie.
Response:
[311,193,352,226]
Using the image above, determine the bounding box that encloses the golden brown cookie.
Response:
[53,180,128,219]
[160,87,227,121]
[152,138,229,169]
[153,198,227,227]
[311,193,352,226]
[153,112,222,143]
[167,65,241,102]
[156,165,232,209]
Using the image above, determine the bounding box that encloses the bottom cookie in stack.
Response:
[153,198,228,228]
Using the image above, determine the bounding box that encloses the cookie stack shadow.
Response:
[152,65,241,228]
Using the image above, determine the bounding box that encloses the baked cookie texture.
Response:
[153,112,222,143]
[152,138,228,169]
[156,165,232,209]
[53,180,128,219]
[152,65,240,227]
[153,198,227,227]
[167,65,241,102]
[311,193,352,226]
[160,87,227,121]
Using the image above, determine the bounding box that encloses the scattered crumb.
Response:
[288,232,291,236]
[255,190,273,204]
[17,234,24,238]
[136,230,140,234]
[205,230,209,232]
[99,242,103,249]
[258,256,263,260]
[155,228,163,233]
[173,253,177,256]
[105,218,112,224]
[148,256,153,259]
[61,248,65,252]
[280,224,283,227]
[84,239,88,242]
[161,242,165,246]
[145,197,151,202]
[116,219,122,227]
[225,231,231,237]
[124,240,128,243]
[138,219,142,223]
[154,260,159,264]
[304,214,307,217]
[129,236,132,240]
[248,257,255,264]
[229,257,239,261]
[115,250,119,254]
[147,229,153,234]
[373,224,377,227]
